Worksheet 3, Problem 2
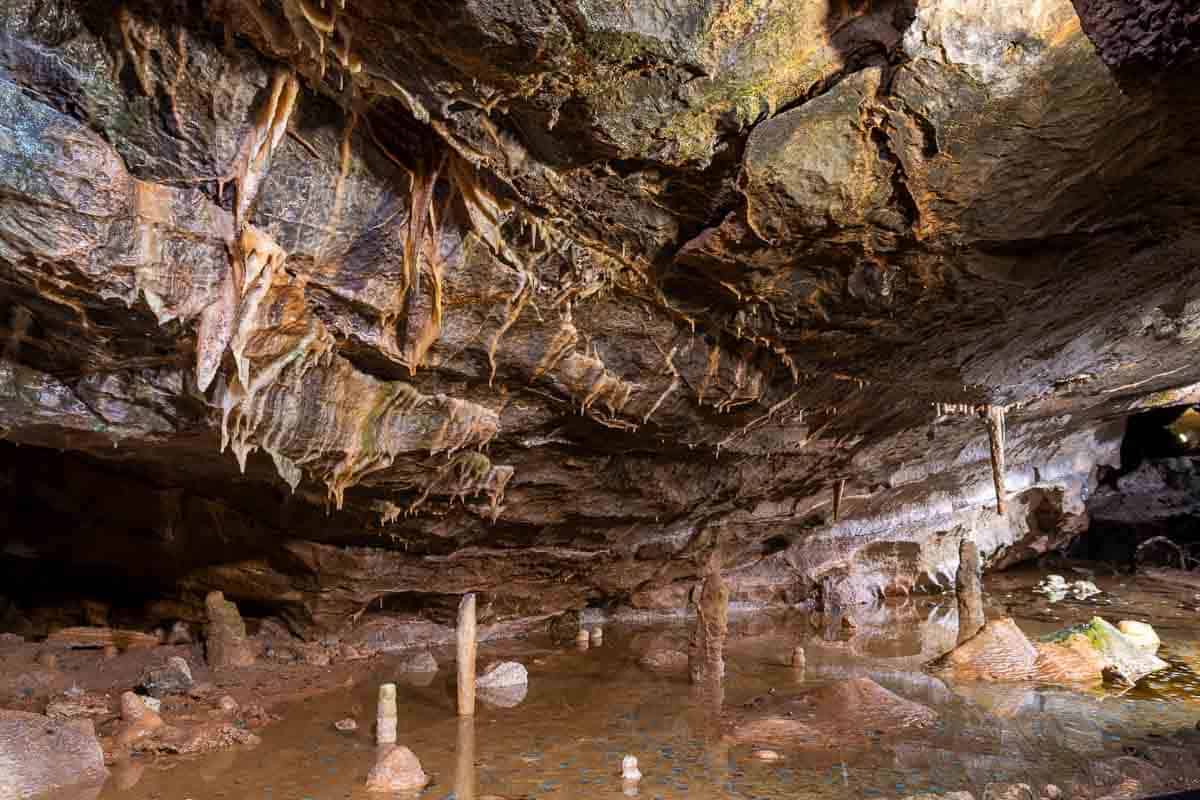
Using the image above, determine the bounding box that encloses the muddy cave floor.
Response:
[7,567,1200,800]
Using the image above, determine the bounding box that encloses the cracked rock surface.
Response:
[0,0,1198,638]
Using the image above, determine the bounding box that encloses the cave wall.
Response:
[1,0,1199,638]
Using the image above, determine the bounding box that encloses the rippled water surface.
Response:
[54,573,1200,800]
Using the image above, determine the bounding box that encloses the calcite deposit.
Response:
[0,0,1198,638]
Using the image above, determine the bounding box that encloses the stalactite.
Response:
[982,404,1007,514]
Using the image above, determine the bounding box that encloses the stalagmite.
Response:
[457,593,477,716]
[832,478,846,522]
[455,716,476,800]
[956,539,986,645]
[376,683,397,744]
[688,552,729,684]
[791,645,806,671]
[590,627,603,644]
[983,405,1007,514]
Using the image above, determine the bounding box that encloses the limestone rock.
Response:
[0,709,108,800]
[928,619,1039,682]
[365,745,429,792]
[204,592,255,669]
[1117,620,1161,653]
[116,692,164,746]
[45,627,159,650]
[141,656,194,697]
[1041,617,1168,685]
[45,689,110,720]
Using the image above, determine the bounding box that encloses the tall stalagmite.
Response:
[956,539,986,644]
[689,553,730,684]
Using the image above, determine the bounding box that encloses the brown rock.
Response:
[45,627,159,650]
[204,591,255,669]
[928,618,1039,681]
[366,745,430,792]
[0,709,108,799]
[116,692,163,746]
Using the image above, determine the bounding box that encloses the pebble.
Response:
[621,755,642,781]
[334,718,357,732]
[218,695,239,714]
[752,749,783,761]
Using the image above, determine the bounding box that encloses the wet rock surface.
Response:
[0,0,1196,644]
[0,709,108,800]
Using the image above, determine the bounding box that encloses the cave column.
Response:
[956,538,986,644]
[688,551,729,685]
[457,593,477,716]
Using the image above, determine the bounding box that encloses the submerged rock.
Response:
[0,709,108,800]
[477,661,528,689]
[1041,617,1168,685]
[1035,575,1101,602]
[930,616,1168,686]
[928,619,1039,682]
[729,677,937,748]
[366,745,429,792]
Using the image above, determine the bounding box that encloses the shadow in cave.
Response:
[1076,404,1200,570]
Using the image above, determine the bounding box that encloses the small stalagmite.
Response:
[791,645,806,672]
[688,552,730,685]
[956,538,986,645]
[590,627,603,644]
[575,628,590,649]
[457,593,477,717]
[376,683,397,745]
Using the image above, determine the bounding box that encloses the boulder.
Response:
[931,616,1168,686]
[0,710,108,800]
[116,692,164,746]
[1040,617,1168,685]
[928,618,1039,681]
[1117,620,1161,653]
[140,656,194,697]
[204,591,255,669]
[365,745,429,792]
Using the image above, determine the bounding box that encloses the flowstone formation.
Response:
[1,0,1199,637]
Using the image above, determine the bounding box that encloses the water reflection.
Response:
[81,589,1200,800]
